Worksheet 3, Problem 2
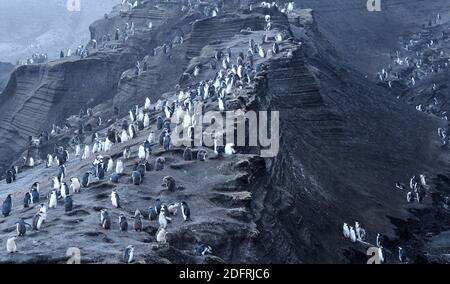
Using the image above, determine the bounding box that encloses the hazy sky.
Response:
[0,0,118,63]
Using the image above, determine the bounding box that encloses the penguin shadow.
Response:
[1,226,15,233]
[93,206,107,212]
[64,218,84,225]
[169,161,196,170]
[66,208,90,217]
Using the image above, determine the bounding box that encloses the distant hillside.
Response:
[0,62,14,93]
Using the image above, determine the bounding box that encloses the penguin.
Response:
[81,172,91,188]
[104,138,113,152]
[183,147,193,161]
[181,201,190,221]
[60,182,69,199]
[70,177,81,193]
[23,192,32,208]
[136,164,145,179]
[156,228,167,244]
[123,245,134,264]
[5,170,13,184]
[134,209,143,231]
[143,113,150,128]
[194,244,213,256]
[31,188,40,204]
[148,207,158,221]
[123,147,131,159]
[168,203,180,215]
[110,173,120,183]
[97,163,105,180]
[355,222,362,240]
[224,143,236,155]
[107,158,114,172]
[48,190,57,209]
[163,133,171,151]
[111,190,120,208]
[398,247,406,263]
[144,140,151,155]
[52,176,61,190]
[138,145,146,159]
[29,157,34,167]
[2,194,12,217]
[6,237,17,253]
[121,130,129,143]
[162,176,176,192]
[119,214,128,232]
[158,207,169,229]
[148,131,155,144]
[378,246,385,263]
[157,116,164,130]
[38,204,47,221]
[32,212,44,231]
[218,98,225,111]
[197,150,208,161]
[129,109,136,122]
[144,97,151,110]
[82,145,90,160]
[101,210,111,229]
[75,144,81,156]
[64,195,73,212]
[407,191,413,203]
[376,233,383,247]
[116,160,124,175]
[349,226,357,242]
[154,198,162,215]
[155,157,165,171]
[46,154,53,167]
[16,219,28,236]
[342,223,350,238]
[395,182,406,190]
[128,124,136,139]
[132,171,142,185]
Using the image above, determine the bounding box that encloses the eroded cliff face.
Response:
[0,1,448,264]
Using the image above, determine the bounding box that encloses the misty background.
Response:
[0,0,118,63]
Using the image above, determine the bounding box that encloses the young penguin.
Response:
[181,201,191,221]
[119,214,128,232]
[123,245,134,264]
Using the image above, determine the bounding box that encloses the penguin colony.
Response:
[0,0,302,263]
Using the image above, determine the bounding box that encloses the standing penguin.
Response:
[144,97,151,110]
[398,247,407,263]
[81,172,91,188]
[101,210,111,229]
[156,228,167,244]
[134,209,143,231]
[138,145,146,160]
[158,207,170,229]
[70,177,81,193]
[111,190,120,208]
[2,194,12,217]
[378,246,385,263]
[16,219,28,236]
[6,237,17,253]
[163,133,171,151]
[32,212,44,231]
[23,192,32,208]
[376,233,383,247]
[64,195,73,212]
[31,188,40,204]
[123,245,134,263]
[119,214,128,232]
[58,165,66,182]
[48,190,57,209]
[116,160,124,174]
[349,226,357,242]
[132,171,142,185]
[342,223,350,239]
[181,201,191,221]
[157,116,164,130]
[60,182,69,199]
[107,158,114,172]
